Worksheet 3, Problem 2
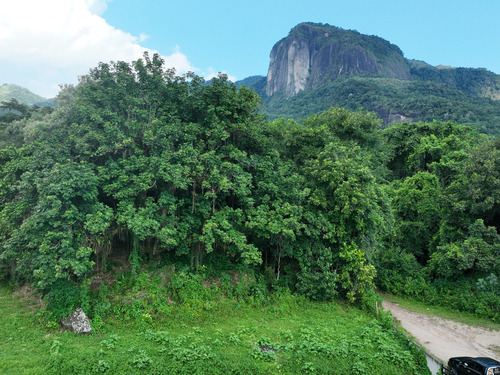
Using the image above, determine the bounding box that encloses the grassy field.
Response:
[0,282,430,375]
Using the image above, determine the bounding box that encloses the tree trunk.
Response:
[191,242,204,272]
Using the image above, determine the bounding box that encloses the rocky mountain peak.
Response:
[265,22,411,97]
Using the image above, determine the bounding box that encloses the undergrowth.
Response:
[0,266,430,375]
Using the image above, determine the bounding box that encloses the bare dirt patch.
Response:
[383,300,500,363]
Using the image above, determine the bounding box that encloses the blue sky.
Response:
[1,0,500,98]
[104,0,500,81]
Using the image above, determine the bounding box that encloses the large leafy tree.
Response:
[73,53,265,272]
[428,139,500,279]
[377,119,500,320]
[0,53,266,288]
[272,109,391,301]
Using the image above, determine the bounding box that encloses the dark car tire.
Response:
[450,368,458,375]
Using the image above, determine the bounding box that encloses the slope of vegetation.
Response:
[409,61,500,99]
[260,76,500,135]
[0,281,429,375]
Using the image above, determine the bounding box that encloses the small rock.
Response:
[61,308,92,334]
[259,345,276,353]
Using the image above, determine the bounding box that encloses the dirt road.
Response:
[382,301,500,363]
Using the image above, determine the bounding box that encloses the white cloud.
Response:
[164,46,199,74]
[85,0,109,15]
[138,33,150,43]
[0,0,197,97]
[203,67,238,83]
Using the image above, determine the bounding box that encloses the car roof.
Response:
[450,357,500,366]
[474,357,500,367]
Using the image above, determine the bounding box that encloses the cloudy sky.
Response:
[1,0,500,98]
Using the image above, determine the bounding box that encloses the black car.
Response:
[448,357,500,375]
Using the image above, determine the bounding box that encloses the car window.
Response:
[464,360,483,374]
[469,362,483,373]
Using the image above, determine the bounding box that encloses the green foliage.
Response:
[391,172,443,263]
[259,76,500,136]
[1,50,498,325]
[375,119,500,321]
[295,243,339,301]
[0,99,54,148]
[1,68,391,306]
[476,273,499,293]
[429,219,500,278]
[0,284,430,374]
[43,279,91,321]
[251,108,390,301]
[0,53,266,290]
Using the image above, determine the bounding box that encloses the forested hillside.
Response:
[0,52,499,344]
[241,23,500,136]
[260,76,500,135]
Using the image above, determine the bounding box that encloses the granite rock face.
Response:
[61,308,92,334]
[266,23,411,97]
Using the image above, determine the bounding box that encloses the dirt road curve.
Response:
[382,301,500,363]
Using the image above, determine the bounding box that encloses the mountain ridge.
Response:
[238,22,500,135]
[261,22,500,101]
[265,22,412,97]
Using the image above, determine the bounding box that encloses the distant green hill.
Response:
[0,84,48,106]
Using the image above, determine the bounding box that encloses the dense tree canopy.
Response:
[0,53,499,320]
[376,121,500,319]
[0,54,384,303]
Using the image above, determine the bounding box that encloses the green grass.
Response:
[0,286,51,374]
[0,283,430,375]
